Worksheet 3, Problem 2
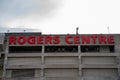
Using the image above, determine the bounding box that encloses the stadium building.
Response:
[0,32,120,80]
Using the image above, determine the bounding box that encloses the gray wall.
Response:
[1,33,120,80]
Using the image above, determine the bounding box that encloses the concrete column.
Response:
[78,45,82,80]
[6,70,12,78]
[41,45,45,80]
[2,43,9,80]
[116,56,120,79]
[41,45,45,65]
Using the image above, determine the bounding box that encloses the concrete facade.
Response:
[0,33,120,80]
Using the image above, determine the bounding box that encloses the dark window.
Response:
[12,69,34,78]
[45,46,78,53]
[9,46,42,53]
[81,45,100,52]
[109,45,115,53]
[81,45,115,53]
[0,54,4,65]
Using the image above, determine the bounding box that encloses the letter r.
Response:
[8,36,16,44]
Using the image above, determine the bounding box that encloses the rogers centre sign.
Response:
[8,35,114,45]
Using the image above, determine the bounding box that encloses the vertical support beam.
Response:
[41,45,45,65]
[78,45,82,80]
[115,41,120,80]
[2,42,8,80]
[116,56,120,79]
[6,70,12,78]
[41,45,45,80]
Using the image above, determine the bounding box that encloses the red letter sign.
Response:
[65,35,73,44]
[17,36,26,44]
[9,36,16,44]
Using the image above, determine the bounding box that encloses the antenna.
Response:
[76,27,79,34]
[7,30,10,33]
[24,30,26,32]
[107,26,110,33]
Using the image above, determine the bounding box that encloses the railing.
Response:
[81,52,118,56]
[6,77,79,80]
[82,76,118,80]
[6,77,40,80]
[7,76,117,80]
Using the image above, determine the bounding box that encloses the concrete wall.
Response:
[1,33,120,80]
[82,56,116,64]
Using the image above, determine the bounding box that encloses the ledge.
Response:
[44,64,78,68]
[44,53,78,56]
[6,65,42,69]
[8,53,42,58]
[81,64,118,68]
[81,53,118,56]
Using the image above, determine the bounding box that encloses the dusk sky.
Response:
[0,0,120,34]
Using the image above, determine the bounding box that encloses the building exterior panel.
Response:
[0,33,120,80]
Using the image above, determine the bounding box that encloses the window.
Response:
[9,46,42,53]
[45,46,78,53]
[12,69,34,78]
[0,54,4,65]
[81,45,115,53]
[109,45,115,53]
[81,45,100,53]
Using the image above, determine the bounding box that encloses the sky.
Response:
[0,0,120,34]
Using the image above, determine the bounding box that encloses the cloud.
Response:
[0,0,62,27]
[0,26,41,33]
